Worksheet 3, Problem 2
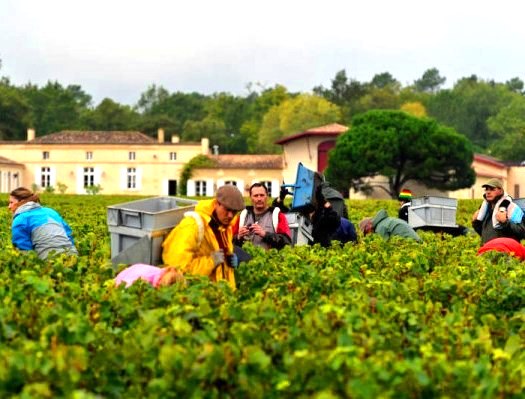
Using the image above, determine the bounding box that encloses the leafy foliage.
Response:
[179,155,217,195]
[0,194,523,398]
[325,110,476,197]
[258,94,341,153]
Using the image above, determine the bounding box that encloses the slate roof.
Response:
[203,154,284,169]
[275,123,348,145]
[31,131,156,144]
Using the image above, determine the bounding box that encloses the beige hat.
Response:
[216,185,245,212]
[482,178,503,189]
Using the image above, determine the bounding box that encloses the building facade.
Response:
[188,154,284,197]
[0,129,209,195]
[0,124,522,200]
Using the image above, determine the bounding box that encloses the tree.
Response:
[370,72,399,89]
[325,110,475,198]
[487,95,525,161]
[258,94,341,153]
[81,98,141,130]
[21,81,92,135]
[203,92,251,153]
[135,85,207,136]
[313,69,367,122]
[414,68,446,93]
[240,84,289,153]
[0,78,31,139]
[400,101,427,117]
[426,78,514,150]
[182,116,229,151]
[505,77,524,94]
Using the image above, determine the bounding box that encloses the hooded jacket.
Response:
[372,209,421,242]
[472,193,525,244]
[12,201,77,259]
[162,199,236,290]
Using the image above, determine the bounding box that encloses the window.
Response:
[127,167,137,189]
[169,152,177,161]
[260,181,273,196]
[129,151,136,161]
[86,151,93,160]
[43,151,49,160]
[41,167,51,188]
[515,184,520,198]
[195,180,207,196]
[83,167,95,188]
[224,180,237,186]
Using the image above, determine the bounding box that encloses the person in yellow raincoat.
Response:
[162,185,245,290]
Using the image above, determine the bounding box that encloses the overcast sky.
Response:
[1,0,524,106]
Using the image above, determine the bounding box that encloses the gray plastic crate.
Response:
[107,196,198,266]
[408,196,458,228]
[285,212,313,246]
[411,196,457,208]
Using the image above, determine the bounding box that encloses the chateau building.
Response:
[0,124,522,199]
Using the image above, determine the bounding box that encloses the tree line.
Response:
[1,60,525,161]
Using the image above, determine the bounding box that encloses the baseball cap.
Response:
[481,178,503,189]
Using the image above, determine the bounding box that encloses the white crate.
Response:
[285,212,313,246]
[107,197,197,266]
[408,196,458,228]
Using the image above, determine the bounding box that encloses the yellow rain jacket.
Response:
[162,199,236,290]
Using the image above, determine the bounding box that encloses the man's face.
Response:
[484,186,503,202]
[215,201,238,226]
[250,186,268,212]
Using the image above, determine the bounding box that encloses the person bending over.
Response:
[9,187,78,259]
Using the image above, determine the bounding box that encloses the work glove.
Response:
[211,250,225,267]
[227,253,239,268]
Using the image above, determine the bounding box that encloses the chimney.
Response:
[171,134,180,144]
[212,145,219,155]
[201,137,210,155]
[27,128,35,141]
[157,128,165,143]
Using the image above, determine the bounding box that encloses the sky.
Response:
[1,0,525,106]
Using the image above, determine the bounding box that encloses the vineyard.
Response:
[0,194,523,398]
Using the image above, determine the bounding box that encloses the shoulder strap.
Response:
[271,207,280,231]
[239,209,248,227]
[184,211,204,246]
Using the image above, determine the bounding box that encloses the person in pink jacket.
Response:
[115,264,185,288]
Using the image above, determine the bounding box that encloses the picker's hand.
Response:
[226,253,239,268]
[211,250,225,267]
[249,222,265,237]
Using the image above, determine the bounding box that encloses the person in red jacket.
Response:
[477,237,525,261]
[233,182,291,250]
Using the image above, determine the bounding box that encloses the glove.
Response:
[211,250,225,267]
[279,186,291,201]
[227,253,239,269]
